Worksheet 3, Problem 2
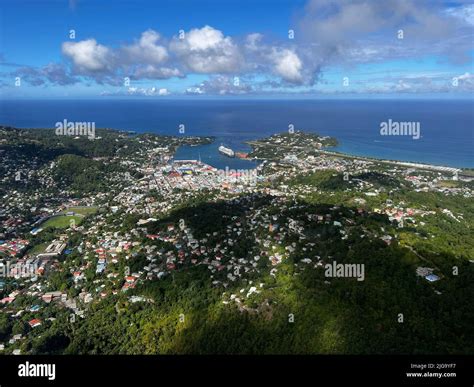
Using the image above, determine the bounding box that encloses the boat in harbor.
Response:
[235,152,248,159]
[218,145,235,157]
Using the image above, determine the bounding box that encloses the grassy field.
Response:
[40,206,98,229]
[42,215,83,229]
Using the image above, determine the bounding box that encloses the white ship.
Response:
[218,145,235,157]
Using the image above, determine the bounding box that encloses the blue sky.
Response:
[0,0,473,98]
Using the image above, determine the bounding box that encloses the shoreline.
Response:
[243,139,472,175]
[3,124,473,174]
[316,149,468,175]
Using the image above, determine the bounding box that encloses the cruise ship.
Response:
[218,145,235,157]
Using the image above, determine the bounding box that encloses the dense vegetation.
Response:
[3,193,472,355]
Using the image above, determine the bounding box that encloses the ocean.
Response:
[0,99,473,169]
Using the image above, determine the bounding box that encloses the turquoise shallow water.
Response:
[1,99,473,168]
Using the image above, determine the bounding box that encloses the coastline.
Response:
[244,138,471,174]
[3,124,472,174]
[1,99,472,169]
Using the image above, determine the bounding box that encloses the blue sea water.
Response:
[0,99,472,168]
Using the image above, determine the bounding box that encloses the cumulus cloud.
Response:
[61,27,245,82]
[240,33,313,85]
[61,31,182,83]
[170,26,243,73]
[121,29,168,65]
[62,39,112,72]
[269,48,303,83]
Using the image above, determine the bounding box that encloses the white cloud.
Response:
[62,32,181,82]
[62,39,112,72]
[186,26,226,51]
[186,75,252,95]
[133,64,182,79]
[395,80,411,91]
[270,48,303,83]
[245,33,263,51]
[446,5,474,26]
[157,88,170,95]
[185,87,204,95]
[454,72,474,90]
[127,86,170,96]
[170,26,242,73]
[122,29,168,65]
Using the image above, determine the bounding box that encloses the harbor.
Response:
[173,141,260,170]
